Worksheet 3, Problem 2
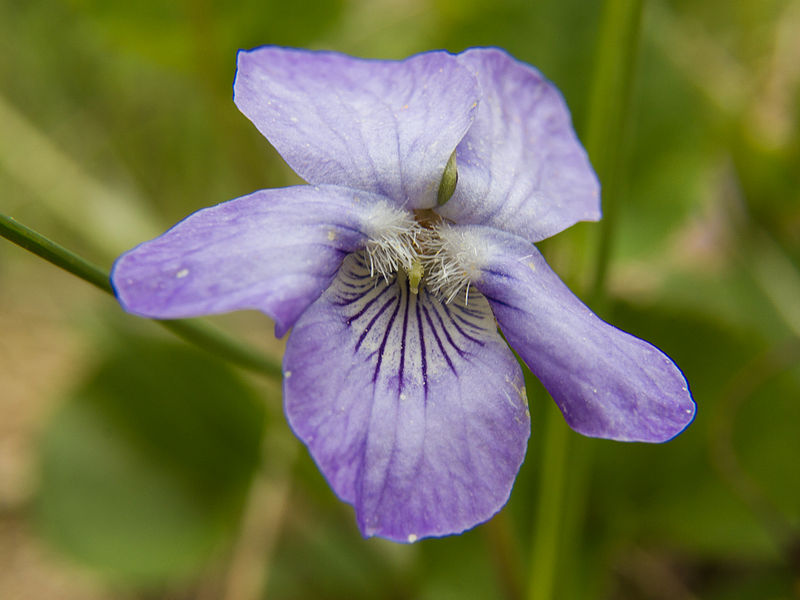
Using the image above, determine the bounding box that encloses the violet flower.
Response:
[111,47,695,543]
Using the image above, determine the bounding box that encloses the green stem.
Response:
[1,212,113,293]
[526,398,570,600]
[0,213,282,379]
[586,0,644,301]
[526,2,644,599]
[159,319,281,379]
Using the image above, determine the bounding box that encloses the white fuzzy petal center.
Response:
[363,204,487,303]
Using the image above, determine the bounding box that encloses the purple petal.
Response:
[234,47,479,209]
[283,253,529,542]
[462,226,695,442]
[112,185,395,337]
[437,48,601,242]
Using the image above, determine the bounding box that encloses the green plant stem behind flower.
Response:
[586,0,644,300]
[527,1,644,599]
[0,212,282,379]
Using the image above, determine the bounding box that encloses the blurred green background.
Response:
[1,0,799,598]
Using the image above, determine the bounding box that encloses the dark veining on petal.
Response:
[450,310,489,338]
[419,290,458,375]
[415,293,429,398]
[481,267,517,280]
[440,302,485,346]
[288,246,530,538]
[427,294,468,359]
[329,223,365,236]
[457,304,487,319]
[373,284,403,384]
[341,278,395,314]
[398,277,411,393]
[337,273,375,291]
[325,253,501,396]
[343,259,374,279]
[355,294,400,354]
[480,294,522,313]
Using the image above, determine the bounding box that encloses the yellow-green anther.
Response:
[408,260,424,294]
[436,150,458,206]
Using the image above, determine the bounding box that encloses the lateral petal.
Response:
[112,185,399,337]
[234,47,479,209]
[283,253,530,542]
[460,226,695,442]
[438,48,601,241]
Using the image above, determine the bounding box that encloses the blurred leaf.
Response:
[35,334,266,583]
[264,451,413,599]
[70,0,345,67]
[266,440,514,600]
[434,0,600,123]
[415,532,507,600]
[589,302,799,560]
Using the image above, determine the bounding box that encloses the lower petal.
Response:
[461,226,695,442]
[283,252,529,542]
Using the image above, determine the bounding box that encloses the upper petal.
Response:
[234,47,480,209]
[283,252,530,542]
[438,48,601,242]
[456,225,694,442]
[111,185,402,337]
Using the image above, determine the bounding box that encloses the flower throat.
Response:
[363,205,476,304]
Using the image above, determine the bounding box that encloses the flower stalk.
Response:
[527,1,644,599]
[1,212,113,294]
[587,0,645,299]
[0,212,282,379]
